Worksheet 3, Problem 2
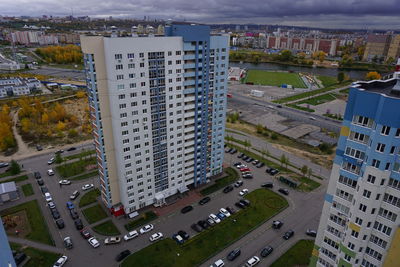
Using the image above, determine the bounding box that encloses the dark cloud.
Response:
[1,0,399,29]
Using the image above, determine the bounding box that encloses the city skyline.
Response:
[0,0,400,30]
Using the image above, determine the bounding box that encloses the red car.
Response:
[80,229,91,239]
[240,168,250,172]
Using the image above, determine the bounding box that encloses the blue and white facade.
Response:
[0,217,16,267]
[313,67,400,267]
[81,25,229,214]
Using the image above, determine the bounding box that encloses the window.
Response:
[351,230,359,238]
[122,130,128,135]
[115,54,122,60]
[396,128,400,137]
[130,83,136,88]
[139,53,144,58]
[355,217,363,225]
[363,190,371,198]
[367,174,376,184]
[117,74,124,80]
[373,221,392,236]
[118,94,125,100]
[116,64,123,70]
[381,179,386,185]
[117,84,124,90]
[381,125,391,135]
[359,203,367,212]
[121,121,128,127]
[128,63,135,69]
[127,53,134,59]
[365,246,383,261]
[123,147,130,152]
[348,242,355,250]
[383,193,400,208]
[372,159,380,168]
[338,175,357,188]
[376,143,386,152]
[352,115,373,128]
[378,207,397,222]
[390,146,396,154]
[385,162,391,170]
[388,178,400,190]
[129,73,135,79]
[342,161,361,174]
[119,103,126,109]
[140,63,144,68]
[349,131,369,144]
[345,147,365,160]
[120,113,127,118]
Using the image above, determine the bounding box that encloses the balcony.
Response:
[185,146,195,154]
[184,133,195,140]
[184,111,195,118]
[184,103,196,110]
[184,71,196,78]
[184,95,196,102]
[184,119,195,126]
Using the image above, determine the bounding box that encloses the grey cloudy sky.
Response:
[1,0,400,29]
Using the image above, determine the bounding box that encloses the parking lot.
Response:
[2,147,326,267]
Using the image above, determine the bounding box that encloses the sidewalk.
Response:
[8,236,63,253]
[151,190,202,217]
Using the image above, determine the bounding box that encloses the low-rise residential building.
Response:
[0,77,41,98]
[0,182,18,204]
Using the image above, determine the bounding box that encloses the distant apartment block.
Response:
[363,34,400,62]
[312,60,400,267]
[0,77,41,98]
[81,24,229,215]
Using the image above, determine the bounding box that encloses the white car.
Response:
[149,232,163,242]
[239,189,249,196]
[219,208,231,217]
[47,169,54,176]
[245,256,260,266]
[124,230,139,241]
[82,184,94,191]
[237,164,247,169]
[59,180,71,185]
[104,236,121,245]
[209,213,221,223]
[139,224,154,234]
[48,157,55,165]
[88,237,100,248]
[210,259,224,267]
[53,255,68,267]
[44,192,52,202]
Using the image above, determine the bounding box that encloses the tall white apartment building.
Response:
[81,25,229,215]
[312,60,400,267]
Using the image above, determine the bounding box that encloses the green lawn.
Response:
[1,174,28,183]
[0,200,54,246]
[125,211,158,231]
[122,189,288,267]
[0,170,12,178]
[298,93,337,106]
[70,170,98,181]
[10,242,61,267]
[92,220,121,236]
[287,104,316,113]
[200,167,239,196]
[270,240,314,267]
[318,75,337,87]
[63,149,96,161]
[245,70,306,88]
[79,188,100,207]
[82,204,108,224]
[21,183,34,196]
[56,157,96,178]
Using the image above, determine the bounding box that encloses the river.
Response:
[229,62,369,80]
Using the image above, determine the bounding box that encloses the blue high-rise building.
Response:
[0,218,16,267]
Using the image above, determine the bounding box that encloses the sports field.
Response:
[244,70,306,88]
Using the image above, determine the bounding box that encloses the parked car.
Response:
[59,180,71,185]
[63,237,73,249]
[199,196,211,205]
[272,220,283,229]
[252,160,259,165]
[0,162,9,168]
[223,185,234,193]
[245,256,260,266]
[217,212,226,220]
[124,230,139,241]
[35,144,43,151]
[149,232,163,242]
[55,219,65,229]
[172,234,184,244]
[53,255,68,267]
[44,192,52,202]
[198,220,210,229]
[239,189,249,196]
[242,155,249,161]
[69,209,79,219]
[70,190,80,200]
[74,219,83,230]
[227,249,241,261]
[55,149,64,154]
[242,174,253,179]
[256,162,265,168]
[139,224,154,234]
[235,201,246,209]
[34,171,41,179]
[66,147,77,151]
[115,250,131,262]
[178,230,190,240]
[37,179,44,186]
[191,223,203,233]
[306,229,317,237]
[80,229,91,239]
[278,188,289,195]
[266,168,279,176]
[245,157,253,163]
[105,236,121,245]
[207,218,215,226]
[48,202,56,209]
[82,184,94,191]
[237,153,245,158]
[40,186,49,194]
[209,213,221,223]
[225,147,233,153]
[260,246,273,257]
[230,148,237,154]
[47,158,55,165]
[240,167,250,172]
[181,205,193,214]
[239,199,251,207]
[261,182,273,188]
[210,259,225,267]
[51,209,60,220]
[88,237,100,248]
[13,252,26,265]
[219,208,231,217]
[66,201,75,210]
[226,206,236,214]
[233,162,242,167]
[47,169,55,176]
[234,180,243,187]
[283,230,295,240]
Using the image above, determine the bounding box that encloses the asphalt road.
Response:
[9,147,326,267]
[228,91,341,133]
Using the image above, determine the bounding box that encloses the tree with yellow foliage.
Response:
[312,51,326,63]
[0,105,15,151]
[20,118,32,133]
[76,91,86,98]
[56,121,66,131]
[365,71,381,81]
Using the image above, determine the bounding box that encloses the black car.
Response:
[191,223,203,233]
[230,148,237,154]
[67,147,77,151]
[226,206,236,214]
[227,249,241,261]
[35,144,43,151]
[223,185,234,193]
[40,186,49,194]
[199,196,211,205]
[272,220,283,229]
[56,219,65,229]
[278,188,289,195]
[242,155,249,161]
[261,182,273,188]
[245,157,253,163]
[260,246,273,257]
[37,179,44,186]
[235,201,246,209]
[198,220,210,229]
[283,230,294,240]
[256,162,265,168]
[74,219,83,230]
[233,162,242,167]
[51,209,60,220]
[13,252,26,265]
[178,230,190,240]
[266,168,280,176]
[34,171,41,179]
[115,250,131,262]
[239,199,251,207]
[237,153,245,158]
[70,209,79,219]
[181,205,194,214]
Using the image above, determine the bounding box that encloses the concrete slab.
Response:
[280,124,320,139]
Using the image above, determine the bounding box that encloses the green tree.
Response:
[256,124,264,134]
[301,165,308,177]
[55,153,63,164]
[280,154,286,167]
[9,160,21,175]
[244,140,251,151]
[279,50,293,62]
[337,72,345,83]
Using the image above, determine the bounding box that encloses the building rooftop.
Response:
[0,181,16,194]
